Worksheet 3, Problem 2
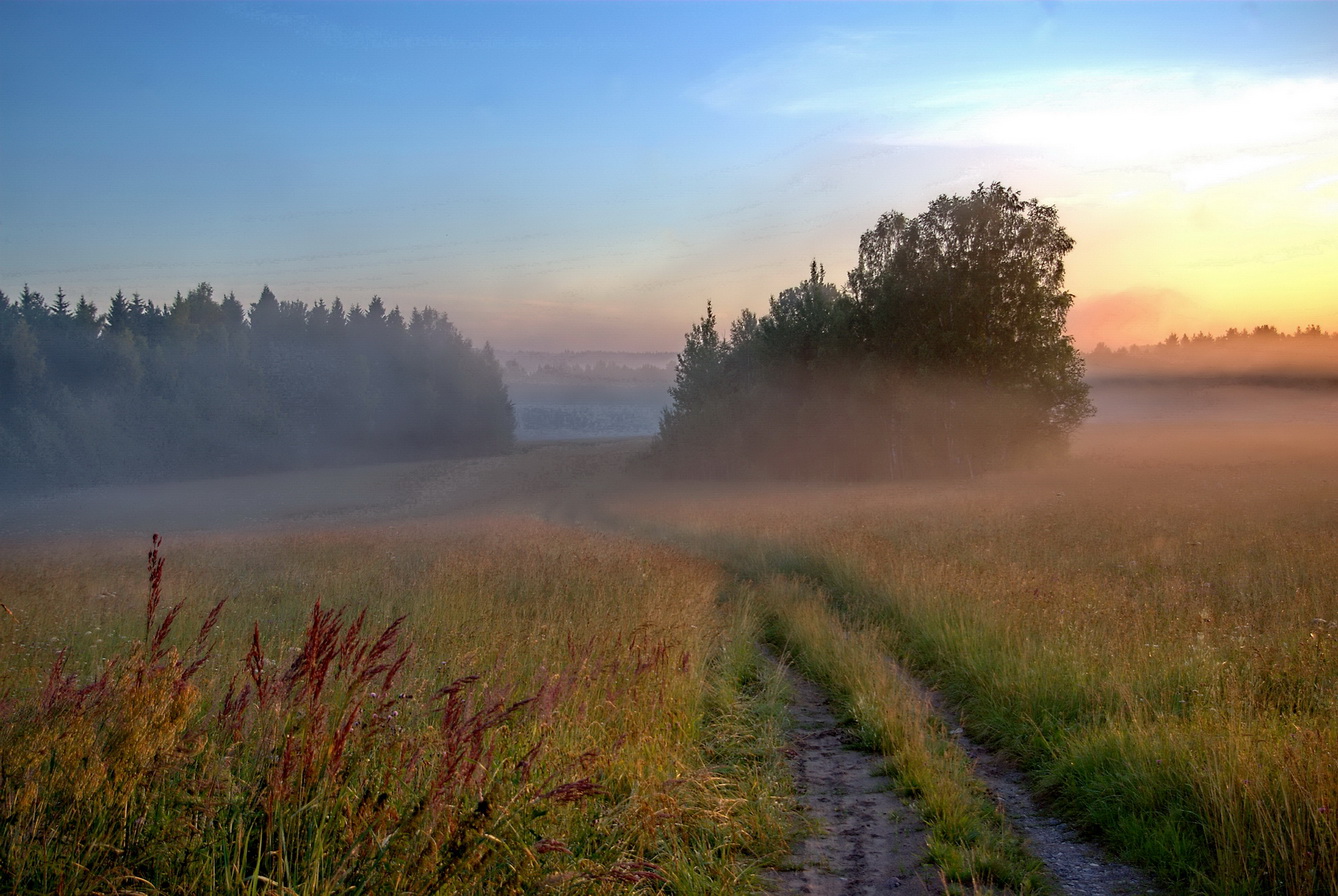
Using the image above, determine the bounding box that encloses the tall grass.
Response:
[612,422,1338,895]
[0,519,792,894]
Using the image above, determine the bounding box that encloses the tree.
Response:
[655,184,1094,478]
[19,285,45,325]
[106,290,131,333]
[74,296,100,332]
[51,288,71,319]
[0,314,44,397]
[250,285,280,331]
[655,302,730,463]
[1,278,515,492]
[850,183,1092,447]
[366,295,387,326]
[220,291,245,333]
[662,303,725,423]
[751,262,854,367]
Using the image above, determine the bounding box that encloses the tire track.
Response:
[929,694,1160,896]
[766,664,940,896]
[768,650,1160,896]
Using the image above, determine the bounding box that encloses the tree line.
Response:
[1088,325,1338,382]
[502,359,673,386]
[1091,324,1336,357]
[0,283,513,492]
[653,183,1094,479]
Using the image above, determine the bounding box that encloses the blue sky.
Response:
[3,2,1336,351]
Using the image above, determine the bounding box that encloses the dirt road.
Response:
[767,664,940,896]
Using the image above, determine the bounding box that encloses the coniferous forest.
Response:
[0,283,514,492]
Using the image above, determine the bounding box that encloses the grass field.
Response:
[3,416,1337,894]
[0,516,792,894]
[609,420,1338,895]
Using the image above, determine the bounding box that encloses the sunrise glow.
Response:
[2,3,1334,352]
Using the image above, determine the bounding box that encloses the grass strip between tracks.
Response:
[748,573,1050,896]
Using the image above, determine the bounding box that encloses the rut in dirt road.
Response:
[767,666,941,896]
[932,700,1160,896]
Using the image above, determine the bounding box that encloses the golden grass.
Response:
[609,421,1338,895]
[7,419,1336,893]
[0,516,791,894]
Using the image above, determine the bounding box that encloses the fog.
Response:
[0,286,516,496]
[4,320,1334,541]
[497,350,675,441]
[4,360,1334,546]
[1086,335,1338,426]
[0,440,649,542]
[1087,333,1338,382]
[1088,380,1338,426]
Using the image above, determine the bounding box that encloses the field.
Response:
[3,404,1338,894]
[608,418,1338,894]
[0,478,793,894]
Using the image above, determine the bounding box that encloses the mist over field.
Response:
[1086,328,1338,427]
[4,329,1338,893]
[497,335,1338,442]
[4,4,1338,892]
[1,369,1332,543]
[497,350,674,441]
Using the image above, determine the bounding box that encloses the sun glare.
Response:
[963,74,1338,173]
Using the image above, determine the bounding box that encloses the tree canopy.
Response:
[654,184,1094,478]
[0,283,514,492]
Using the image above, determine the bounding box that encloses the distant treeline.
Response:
[502,359,673,386]
[653,184,1093,479]
[1088,325,1338,382]
[0,283,513,492]
[496,350,676,385]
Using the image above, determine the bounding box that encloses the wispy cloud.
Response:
[1176,154,1301,192]
[898,73,1338,168]
[695,28,920,117]
[699,29,1338,191]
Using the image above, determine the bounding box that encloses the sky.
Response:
[2,2,1336,353]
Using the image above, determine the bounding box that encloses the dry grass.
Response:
[610,421,1338,895]
[0,516,792,894]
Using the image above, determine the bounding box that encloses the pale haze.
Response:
[2,2,1335,352]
